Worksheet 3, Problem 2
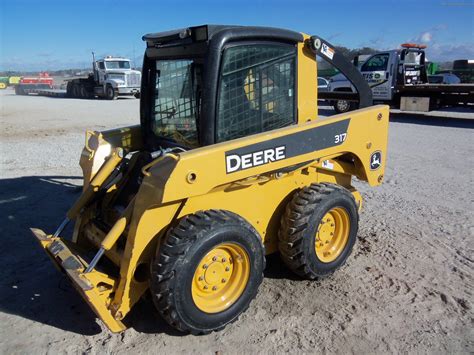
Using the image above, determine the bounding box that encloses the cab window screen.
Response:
[217,44,296,142]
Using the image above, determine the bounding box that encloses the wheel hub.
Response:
[192,243,249,313]
[315,207,350,263]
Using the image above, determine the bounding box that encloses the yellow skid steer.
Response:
[31,25,388,334]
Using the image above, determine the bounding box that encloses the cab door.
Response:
[360,53,391,100]
[97,61,106,85]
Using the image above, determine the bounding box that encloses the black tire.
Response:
[151,210,265,334]
[278,183,359,279]
[72,84,81,98]
[334,99,357,114]
[80,85,89,99]
[15,86,25,95]
[134,92,141,99]
[66,82,74,98]
[105,85,117,100]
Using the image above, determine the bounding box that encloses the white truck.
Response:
[326,44,474,113]
[66,55,141,100]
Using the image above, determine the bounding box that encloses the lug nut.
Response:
[204,285,208,289]
[212,286,218,291]
[198,276,204,281]
[331,223,334,227]
[203,264,208,269]
[225,267,230,271]
[222,257,227,262]
[212,256,217,261]
[222,278,227,283]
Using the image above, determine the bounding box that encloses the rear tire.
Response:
[80,85,89,99]
[151,210,265,334]
[278,183,359,279]
[66,82,74,97]
[15,86,25,95]
[72,84,80,98]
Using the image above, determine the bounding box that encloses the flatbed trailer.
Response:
[393,83,474,107]
[16,88,67,98]
[319,83,474,106]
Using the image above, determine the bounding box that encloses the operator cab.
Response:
[141,25,303,151]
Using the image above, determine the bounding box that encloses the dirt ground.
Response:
[0,89,473,354]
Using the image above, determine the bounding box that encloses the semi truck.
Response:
[324,43,474,113]
[66,55,141,99]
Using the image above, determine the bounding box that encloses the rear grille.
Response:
[126,72,141,87]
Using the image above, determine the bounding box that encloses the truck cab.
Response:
[94,56,141,98]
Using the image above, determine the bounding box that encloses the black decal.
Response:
[370,151,382,170]
[225,119,350,173]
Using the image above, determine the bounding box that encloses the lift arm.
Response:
[308,35,373,108]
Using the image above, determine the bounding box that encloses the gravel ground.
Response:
[0,89,473,354]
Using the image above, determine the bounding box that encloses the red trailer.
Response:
[15,73,54,95]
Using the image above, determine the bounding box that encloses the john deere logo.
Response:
[370,151,382,170]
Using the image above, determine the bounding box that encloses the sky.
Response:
[1,0,473,71]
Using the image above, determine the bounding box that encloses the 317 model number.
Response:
[334,133,347,144]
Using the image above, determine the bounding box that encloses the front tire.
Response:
[279,183,359,279]
[334,99,356,113]
[151,210,265,334]
[105,85,117,100]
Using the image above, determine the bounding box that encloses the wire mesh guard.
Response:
[154,60,198,146]
[217,45,296,142]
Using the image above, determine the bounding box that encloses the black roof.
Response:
[142,24,304,46]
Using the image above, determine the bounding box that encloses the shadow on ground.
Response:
[389,113,474,129]
[319,105,474,129]
[0,175,105,335]
[0,175,194,336]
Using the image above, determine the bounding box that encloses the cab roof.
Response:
[142,24,304,47]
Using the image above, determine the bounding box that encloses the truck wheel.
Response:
[66,82,74,97]
[105,85,117,100]
[151,210,265,334]
[278,183,358,279]
[15,86,25,95]
[334,99,356,114]
[134,92,140,99]
[80,85,89,99]
[72,84,81,98]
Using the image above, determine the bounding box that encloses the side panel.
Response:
[179,166,354,254]
[148,105,389,204]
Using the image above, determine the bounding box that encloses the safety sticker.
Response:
[322,160,334,170]
[321,43,334,60]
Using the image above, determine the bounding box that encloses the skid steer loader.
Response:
[31,25,388,334]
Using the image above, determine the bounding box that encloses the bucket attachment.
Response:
[30,228,126,333]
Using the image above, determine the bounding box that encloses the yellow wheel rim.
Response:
[315,207,350,263]
[0,83,6,89]
[192,242,250,313]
